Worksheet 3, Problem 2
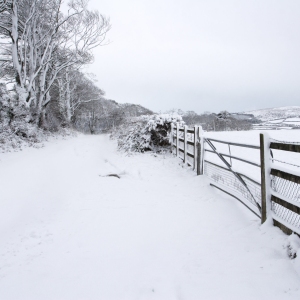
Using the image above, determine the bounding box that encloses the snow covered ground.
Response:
[0,134,300,300]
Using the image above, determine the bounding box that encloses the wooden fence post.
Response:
[199,126,204,175]
[170,123,174,154]
[176,123,179,157]
[184,125,188,164]
[193,126,197,170]
[196,126,204,175]
[260,133,271,224]
[197,135,201,175]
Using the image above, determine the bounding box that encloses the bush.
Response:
[111,114,184,152]
[0,84,74,152]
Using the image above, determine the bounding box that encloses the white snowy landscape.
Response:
[1,0,300,299]
[249,107,300,130]
[0,132,300,300]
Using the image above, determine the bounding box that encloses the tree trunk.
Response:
[65,68,72,122]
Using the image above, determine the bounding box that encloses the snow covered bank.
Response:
[0,134,299,299]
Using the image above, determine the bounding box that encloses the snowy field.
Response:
[0,133,300,299]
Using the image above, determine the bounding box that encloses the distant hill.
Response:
[73,98,154,134]
[119,103,154,117]
[244,106,300,122]
[163,106,300,130]
[102,99,154,117]
[242,106,300,130]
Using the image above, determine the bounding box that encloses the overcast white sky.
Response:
[86,0,300,114]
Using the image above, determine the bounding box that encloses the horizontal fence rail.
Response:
[270,142,300,153]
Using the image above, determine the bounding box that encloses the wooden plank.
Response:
[179,138,184,142]
[273,219,294,235]
[171,123,174,155]
[205,138,260,149]
[271,168,300,185]
[195,126,202,175]
[187,129,194,134]
[271,195,300,215]
[197,141,201,175]
[184,125,188,164]
[176,124,179,157]
[270,142,300,153]
[187,152,194,158]
[260,133,267,224]
[199,127,204,175]
[193,127,197,170]
[179,128,184,132]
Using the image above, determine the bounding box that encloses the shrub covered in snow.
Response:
[0,83,75,152]
[0,84,41,151]
[111,114,184,152]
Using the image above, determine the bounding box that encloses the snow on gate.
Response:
[171,125,300,236]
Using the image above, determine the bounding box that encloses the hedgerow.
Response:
[111,114,184,152]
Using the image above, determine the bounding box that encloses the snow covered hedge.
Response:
[111,114,184,152]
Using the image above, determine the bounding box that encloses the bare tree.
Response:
[0,0,110,127]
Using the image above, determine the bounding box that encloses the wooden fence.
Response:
[261,135,300,235]
[170,124,203,173]
[171,124,300,236]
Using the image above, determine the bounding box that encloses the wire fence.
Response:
[271,175,300,203]
[204,161,261,211]
[272,202,300,229]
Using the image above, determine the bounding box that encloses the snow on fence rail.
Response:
[262,136,300,235]
[171,124,300,236]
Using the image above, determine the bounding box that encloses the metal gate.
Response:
[203,137,262,218]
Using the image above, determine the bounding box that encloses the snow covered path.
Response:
[0,134,300,300]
